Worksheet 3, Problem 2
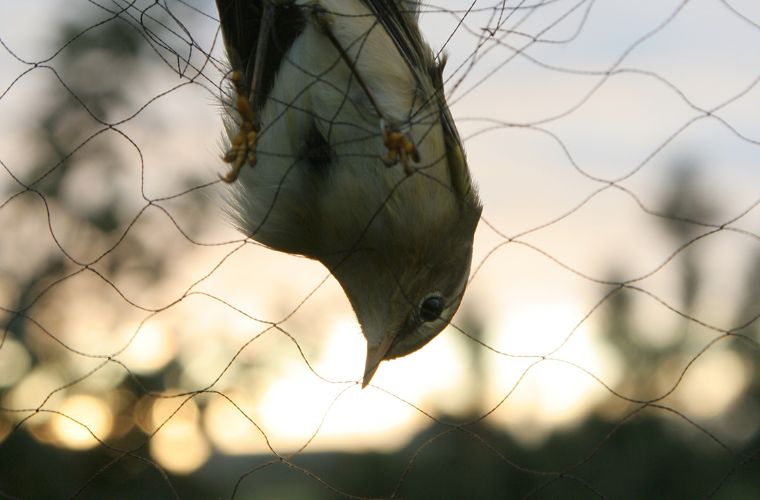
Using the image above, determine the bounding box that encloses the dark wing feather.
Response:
[215,0,306,114]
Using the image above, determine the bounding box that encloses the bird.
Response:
[215,0,482,387]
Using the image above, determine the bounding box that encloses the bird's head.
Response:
[322,192,481,387]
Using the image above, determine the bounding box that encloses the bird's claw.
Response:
[382,125,420,175]
[221,71,258,183]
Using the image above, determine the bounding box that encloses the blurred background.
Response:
[0,0,759,498]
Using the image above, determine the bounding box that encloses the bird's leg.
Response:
[381,121,420,175]
[221,70,258,183]
[220,1,276,183]
[310,6,420,175]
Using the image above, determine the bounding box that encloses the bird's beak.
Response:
[362,331,397,388]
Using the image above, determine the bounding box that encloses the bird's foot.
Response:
[382,122,420,175]
[221,71,258,183]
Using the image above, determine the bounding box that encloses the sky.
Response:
[1,0,759,475]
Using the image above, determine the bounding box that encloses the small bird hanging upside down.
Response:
[215,0,482,387]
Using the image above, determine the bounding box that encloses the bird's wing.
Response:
[360,0,428,84]
[360,0,479,205]
[215,0,306,115]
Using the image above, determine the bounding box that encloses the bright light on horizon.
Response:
[488,302,621,443]
[197,306,618,453]
[120,323,177,376]
[50,394,113,450]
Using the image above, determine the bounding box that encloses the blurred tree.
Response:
[0,7,179,498]
[2,13,160,349]
[659,161,716,318]
[599,164,719,403]
[727,250,760,441]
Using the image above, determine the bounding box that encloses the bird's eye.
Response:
[419,295,444,322]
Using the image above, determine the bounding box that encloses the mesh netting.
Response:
[1,1,759,498]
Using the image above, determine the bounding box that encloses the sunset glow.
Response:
[50,394,113,450]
